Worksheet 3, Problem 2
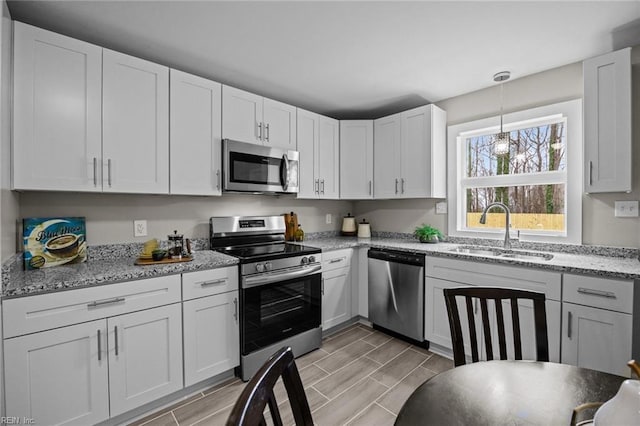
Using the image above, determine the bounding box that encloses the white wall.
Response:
[19,192,353,245]
[0,1,17,261]
[356,60,640,248]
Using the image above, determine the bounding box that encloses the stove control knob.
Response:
[301,256,309,265]
[308,255,316,264]
[265,262,273,271]
[255,263,264,273]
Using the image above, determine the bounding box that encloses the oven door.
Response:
[240,269,321,356]
[223,139,299,193]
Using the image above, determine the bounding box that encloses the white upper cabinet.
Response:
[373,113,402,198]
[340,120,374,199]
[373,105,446,199]
[583,48,632,193]
[170,69,222,196]
[102,50,169,194]
[13,22,103,191]
[296,109,339,199]
[222,85,296,149]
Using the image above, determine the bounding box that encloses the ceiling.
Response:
[7,0,640,119]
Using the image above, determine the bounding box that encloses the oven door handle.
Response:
[280,154,290,191]
[243,264,322,288]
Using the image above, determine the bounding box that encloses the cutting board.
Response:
[135,256,193,266]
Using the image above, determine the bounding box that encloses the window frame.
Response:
[447,99,583,244]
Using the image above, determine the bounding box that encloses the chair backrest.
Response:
[443,286,549,367]
[226,347,313,426]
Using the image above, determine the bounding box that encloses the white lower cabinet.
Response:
[108,304,183,416]
[183,291,239,386]
[322,249,353,329]
[4,320,109,425]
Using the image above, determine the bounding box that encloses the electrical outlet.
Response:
[614,201,639,217]
[134,220,148,237]
[326,214,332,224]
[436,202,447,214]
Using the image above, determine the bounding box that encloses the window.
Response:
[447,100,582,244]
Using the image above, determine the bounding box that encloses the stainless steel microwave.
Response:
[222,139,299,194]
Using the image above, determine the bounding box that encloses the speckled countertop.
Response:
[3,234,639,299]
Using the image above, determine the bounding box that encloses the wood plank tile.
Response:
[173,379,246,424]
[366,338,410,364]
[272,364,328,402]
[321,327,372,354]
[313,357,381,399]
[295,347,330,370]
[346,403,396,426]
[362,330,393,347]
[312,378,387,426]
[135,412,177,426]
[315,340,376,373]
[370,349,428,387]
[422,353,454,374]
[202,377,242,396]
[190,405,232,425]
[278,387,329,426]
[128,393,203,426]
[377,366,436,414]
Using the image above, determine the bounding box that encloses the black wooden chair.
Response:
[443,287,549,367]
[226,347,313,426]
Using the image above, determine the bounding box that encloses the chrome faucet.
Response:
[479,202,512,249]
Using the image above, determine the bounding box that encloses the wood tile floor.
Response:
[130,323,454,426]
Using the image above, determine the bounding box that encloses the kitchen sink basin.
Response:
[449,246,553,261]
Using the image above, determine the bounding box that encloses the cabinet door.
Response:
[183,291,239,387]
[373,113,402,198]
[222,85,264,144]
[296,109,319,199]
[170,69,222,196]
[103,49,169,194]
[340,120,373,199]
[584,48,632,193]
[4,320,109,425]
[322,267,352,330]
[317,115,340,199]
[263,98,296,150]
[108,304,183,416]
[13,22,102,191]
[561,302,632,377]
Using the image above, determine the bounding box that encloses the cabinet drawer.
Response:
[182,266,239,301]
[563,274,634,313]
[426,256,561,301]
[323,249,352,272]
[3,275,181,338]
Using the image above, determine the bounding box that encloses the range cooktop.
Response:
[215,242,321,263]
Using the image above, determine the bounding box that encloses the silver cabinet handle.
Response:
[577,287,617,299]
[257,122,263,140]
[589,161,593,186]
[401,178,405,194]
[567,311,573,339]
[329,258,342,264]
[265,123,270,142]
[395,178,399,194]
[97,329,102,361]
[321,278,324,296]
[200,278,227,287]
[233,297,238,322]
[216,169,221,190]
[93,157,98,186]
[87,297,125,308]
[114,325,119,356]
[369,180,372,195]
[321,179,325,194]
[314,179,319,194]
[107,159,112,187]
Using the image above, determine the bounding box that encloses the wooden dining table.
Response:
[395,360,626,425]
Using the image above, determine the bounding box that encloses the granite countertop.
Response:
[304,236,640,281]
[3,235,639,299]
[2,250,238,299]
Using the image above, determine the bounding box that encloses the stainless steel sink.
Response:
[449,246,553,261]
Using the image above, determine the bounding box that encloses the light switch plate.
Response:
[614,201,639,217]
[326,214,332,224]
[134,220,148,237]
[436,202,447,214]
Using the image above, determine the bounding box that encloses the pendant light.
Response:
[493,71,511,156]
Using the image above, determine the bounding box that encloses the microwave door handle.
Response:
[280,154,290,191]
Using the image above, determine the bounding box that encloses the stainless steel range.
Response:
[210,215,322,381]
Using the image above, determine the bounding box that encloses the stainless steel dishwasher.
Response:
[368,248,425,342]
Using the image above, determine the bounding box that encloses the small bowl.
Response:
[151,250,166,261]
